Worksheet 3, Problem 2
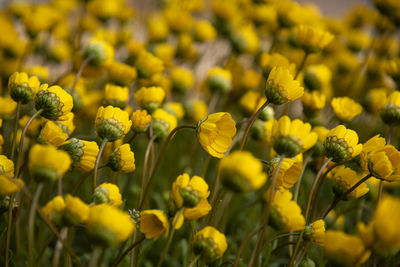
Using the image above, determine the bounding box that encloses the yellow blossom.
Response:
[64,194,90,225]
[331,97,363,122]
[193,226,227,263]
[134,86,166,113]
[131,109,151,133]
[95,105,132,141]
[8,72,41,104]
[93,183,123,207]
[295,24,334,53]
[140,210,169,239]
[108,144,136,173]
[329,165,369,199]
[172,173,209,208]
[266,67,304,105]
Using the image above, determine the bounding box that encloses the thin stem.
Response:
[156,208,184,267]
[289,157,332,267]
[293,154,312,203]
[17,109,43,177]
[188,255,200,267]
[10,101,21,160]
[70,56,92,94]
[93,138,108,191]
[137,125,196,210]
[28,183,44,267]
[295,52,308,79]
[137,136,156,205]
[112,236,145,267]
[127,132,138,144]
[5,194,14,267]
[248,155,285,267]
[52,227,68,267]
[378,125,394,204]
[261,232,300,252]
[201,155,212,178]
[233,226,263,267]
[320,174,372,219]
[239,101,269,150]
[88,247,102,267]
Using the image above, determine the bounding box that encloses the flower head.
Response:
[95,105,132,141]
[193,226,227,263]
[39,120,69,147]
[134,86,165,113]
[269,155,303,189]
[140,210,169,239]
[301,90,326,117]
[8,72,40,104]
[172,173,209,208]
[0,175,24,195]
[0,97,17,119]
[108,144,136,173]
[329,166,369,199]
[380,91,400,125]
[295,24,334,53]
[64,194,90,225]
[207,67,232,94]
[42,196,66,226]
[103,83,129,109]
[304,220,325,246]
[59,138,99,172]
[135,50,164,79]
[35,84,73,121]
[83,38,114,68]
[171,67,194,93]
[108,61,137,86]
[152,108,177,140]
[331,97,363,122]
[93,183,122,207]
[260,53,296,78]
[131,109,151,133]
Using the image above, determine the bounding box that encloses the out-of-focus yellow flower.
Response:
[260,53,296,78]
[19,115,42,137]
[230,25,260,55]
[171,67,194,93]
[304,219,325,246]
[29,144,71,183]
[0,175,24,195]
[108,61,137,86]
[186,100,208,124]
[0,154,14,177]
[140,210,169,239]
[87,0,122,20]
[164,102,185,120]
[324,125,363,163]
[172,173,209,208]
[164,7,194,33]
[368,144,400,182]
[241,70,262,91]
[183,199,212,220]
[366,88,388,115]
[134,86,165,113]
[135,50,164,79]
[266,67,304,105]
[270,155,303,189]
[249,4,277,25]
[193,226,227,263]
[95,106,132,141]
[131,109,151,133]
[194,20,217,42]
[197,112,236,158]
[64,194,90,225]
[55,112,75,135]
[42,196,65,226]
[0,97,17,119]
[22,4,61,36]
[301,90,326,116]
[60,138,99,172]
[103,83,129,109]
[324,230,370,266]
[271,116,317,157]
[380,91,400,125]
[331,97,363,122]
[220,151,267,193]
[83,38,114,68]
[39,120,69,147]
[108,144,136,173]
[295,24,334,53]
[48,39,72,63]
[385,58,400,85]
[35,84,73,121]
[273,0,303,28]
[93,183,122,207]
[152,108,177,139]
[302,64,332,92]
[345,29,371,52]
[239,91,267,116]
[147,14,169,42]
[86,204,135,246]
[152,43,175,67]
[207,67,232,94]
[8,72,41,104]
[267,187,305,232]
[329,165,369,199]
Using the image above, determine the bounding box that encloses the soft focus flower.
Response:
[365,88,388,115]
[108,144,136,173]
[193,226,227,263]
[302,64,332,92]
[95,106,132,141]
[171,67,194,93]
[197,112,236,158]
[0,175,24,195]
[269,155,303,189]
[93,183,123,207]
[207,67,232,94]
[172,173,209,208]
[194,20,217,42]
[164,102,185,120]
[82,38,114,68]
[134,86,165,113]
[135,50,164,79]
[42,196,65,226]
[39,120,69,147]
[35,84,73,121]
[0,97,17,118]
[64,194,90,225]
[186,100,208,124]
[380,91,400,125]
[8,72,40,104]
[239,91,267,116]
[140,210,169,239]
[59,138,99,172]
[301,90,326,117]
[131,109,151,133]
[108,61,137,86]
[304,219,325,246]
[103,83,129,109]
[151,108,177,140]
[331,97,363,122]
[295,24,334,53]
[329,165,369,199]
[260,53,296,78]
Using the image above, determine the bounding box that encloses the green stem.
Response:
[137,136,156,206]
[137,125,196,210]
[10,101,21,160]
[295,52,308,79]
[93,138,108,191]
[88,246,102,267]
[156,208,184,267]
[28,183,44,267]
[5,194,14,267]
[112,235,145,267]
[52,227,68,267]
[70,56,92,94]
[188,255,200,267]
[233,226,263,267]
[238,101,269,151]
[16,109,43,177]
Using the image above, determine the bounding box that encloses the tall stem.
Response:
[70,56,92,94]
[28,183,44,267]
[156,208,184,267]
[112,236,145,267]
[288,157,332,267]
[137,136,156,206]
[378,125,394,203]
[188,255,200,267]
[320,174,372,219]
[16,109,43,177]
[93,138,108,191]
[52,227,68,267]
[295,52,309,79]
[248,155,285,267]
[137,125,196,210]
[10,101,21,160]
[88,247,102,267]
[5,194,14,267]
[239,101,269,151]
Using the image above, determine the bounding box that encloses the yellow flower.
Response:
[207,67,232,94]
[18,115,41,137]
[260,52,296,78]
[0,175,24,195]
[302,64,332,92]
[301,90,326,116]
[266,67,304,105]
[239,91,267,116]
[93,183,123,207]
[108,144,136,173]
[86,204,135,246]
[147,14,169,42]
[82,38,114,68]
[42,196,66,226]
[194,20,217,42]
[183,199,212,220]
[140,210,169,240]
[87,0,122,20]
[329,166,369,199]
[95,105,132,141]
[108,61,137,86]
[368,145,400,182]
[60,138,99,172]
[193,226,227,263]
[230,25,260,55]
[324,125,363,163]
[270,156,303,189]
[64,194,90,225]
[271,116,317,157]
[55,112,75,135]
[366,88,388,115]
[29,144,71,183]
[48,39,72,63]
[295,24,334,53]
[103,83,129,109]
[345,29,371,52]
[172,173,210,208]
[134,86,166,113]
[35,84,73,121]
[171,67,194,93]
[0,155,14,176]
[186,100,208,124]
[324,230,370,266]
[8,72,41,104]
[220,151,267,193]
[304,219,325,246]
[241,70,262,91]
[131,109,151,133]
[380,91,400,125]
[152,43,175,67]
[197,112,236,158]
[135,50,164,79]
[267,187,305,232]
[39,120,69,147]
[152,108,177,139]
[164,7,194,33]
[331,97,363,122]
[0,97,17,119]
[163,102,184,121]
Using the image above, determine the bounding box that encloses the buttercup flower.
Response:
[172,173,209,208]
[329,165,369,199]
[93,183,123,207]
[302,90,326,117]
[140,210,169,240]
[82,38,114,68]
[95,106,132,141]
[193,226,227,263]
[151,108,177,140]
[8,72,40,104]
[35,84,73,121]
[164,102,185,120]
[0,97,17,118]
[304,219,325,246]
[108,61,137,86]
[39,120,69,147]
[194,20,217,42]
[302,64,332,92]
[207,67,232,94]
[260,53,296,78]
[135,50,164,78]
[239,91,267,116]
[42,196,66,226]
[131,109,151,133]
[108,144,136,173]
[269,155,303,189]
[59,138,99,172]
[64,194,90,225]
[103,83,129,109]
[295,24,334,53]
[185,100,208,124]
[0,175,24,195]
[197,112,236,158]
[331,97,363,122]
[380,91,400,125]
[171,67,194,93]
[134,86,165,113]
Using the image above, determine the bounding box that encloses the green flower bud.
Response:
[273,135,302,158]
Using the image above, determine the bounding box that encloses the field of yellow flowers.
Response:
[1,0,400,266]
